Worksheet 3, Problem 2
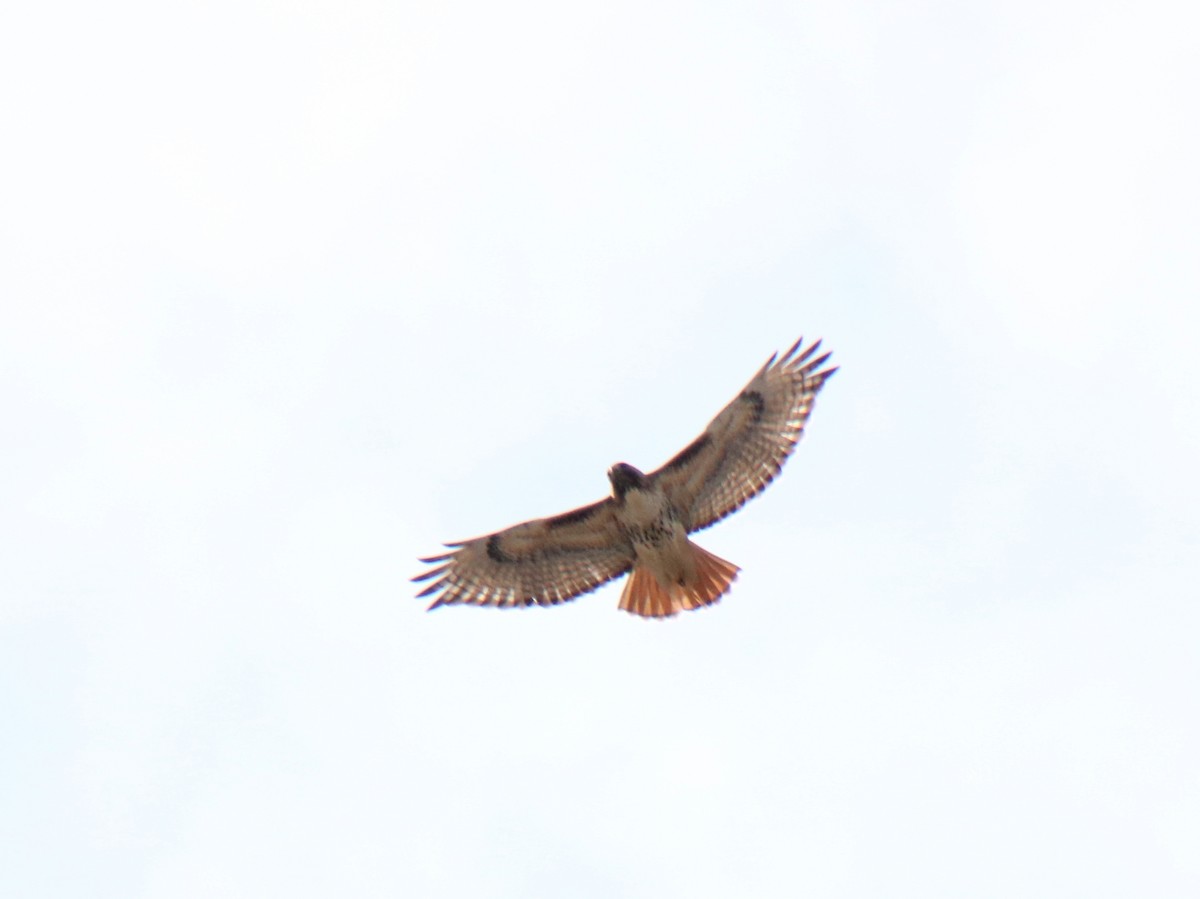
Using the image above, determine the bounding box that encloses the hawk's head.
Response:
[607,462,649,499]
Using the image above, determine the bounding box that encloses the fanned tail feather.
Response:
[618,542,740,619]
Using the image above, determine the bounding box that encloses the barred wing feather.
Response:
[650,337,836,532]
[412,498,634,610]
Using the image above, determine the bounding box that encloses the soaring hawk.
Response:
[414,337,836,618]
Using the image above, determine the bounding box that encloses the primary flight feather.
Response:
[413,337,836,618]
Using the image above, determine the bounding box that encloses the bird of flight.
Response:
[414,337,836,618]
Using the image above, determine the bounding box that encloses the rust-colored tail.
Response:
[618,542,740,619]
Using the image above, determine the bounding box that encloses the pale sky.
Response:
[3,1,1199,896]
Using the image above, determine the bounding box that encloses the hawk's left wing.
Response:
[413,498,635,610]
[650,337,836,532]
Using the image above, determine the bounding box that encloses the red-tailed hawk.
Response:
[414,337,836,618]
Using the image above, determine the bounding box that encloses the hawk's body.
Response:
[414,337,836,618]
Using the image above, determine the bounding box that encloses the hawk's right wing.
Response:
[650,337,836,532]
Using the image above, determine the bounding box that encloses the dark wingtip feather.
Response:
[416,579,449,598]
[411,563,450,583]
[779,336,806,364]
[803,350,833,374]
[789,338,823,368]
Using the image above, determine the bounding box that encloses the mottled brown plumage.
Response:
[413,337,836,617]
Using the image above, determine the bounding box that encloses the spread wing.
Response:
[413,498,635,610]
[650,337,836,532]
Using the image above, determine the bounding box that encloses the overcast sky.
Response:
[3,1,1198,896]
